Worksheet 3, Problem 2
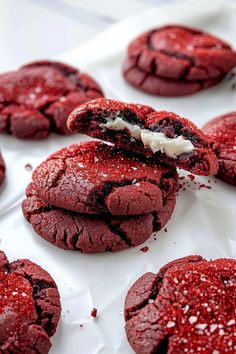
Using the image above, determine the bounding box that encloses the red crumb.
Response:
[164,228,168,233]
[179,176,185,180]
[199,184,211,190]
[25,163,33,171]
[140,246,149,253]
[187,174,195,181]
[91,308,98,318]
[80,324,83,328]
[179,177,213,191]
[154,237,157,241]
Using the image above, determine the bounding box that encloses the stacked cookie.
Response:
[123,25,236,96]
[23,98,219,253]
[22,141,178,252]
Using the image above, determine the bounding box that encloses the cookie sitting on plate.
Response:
[122,25,236,96]
[0,60,103,139]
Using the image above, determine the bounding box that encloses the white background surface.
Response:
[0,0,170,71]
[0,1,236,353]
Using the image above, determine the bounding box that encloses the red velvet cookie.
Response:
[203,112,236,186]
[0,60,103,139]
[32,141,178,215]
[125,256,236,354]
[0,151,5,186]
[22,183,176,253]
[0,250,61,354]
[123,25,236,96]
[68,98,219,176]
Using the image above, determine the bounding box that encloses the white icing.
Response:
[105,117,141,139]
[104,116,194,159]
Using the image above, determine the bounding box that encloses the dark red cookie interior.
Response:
[22,183,176,253]
[123,25,236,96]
[0,60,103,139]
[0,152,5,186]
[125,256,236,354]
[33,141,178,215]
[203,112,236,186]
[68,98,219,176]
[0,251,61,354]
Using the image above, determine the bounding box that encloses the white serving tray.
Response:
[0,0,236,353]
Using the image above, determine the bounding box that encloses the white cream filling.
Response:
[104,116,194,158]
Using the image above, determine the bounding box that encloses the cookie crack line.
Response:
[125,256,236,354]
[23,182,173,253]
[0,60,104,139]
[124,25,236,95]
[218,156,236,162]
[0,251,61,354]
[105,218,133,247]
[70,214,85,250]
[9,263,58,336]
[32,141,177,215]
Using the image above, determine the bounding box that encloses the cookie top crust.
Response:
[127,25,236,81]
[125,256,236,354]
[122,25,236,96]
[0,251,61,354]
[0,60,103,139]
[32,140,177,215]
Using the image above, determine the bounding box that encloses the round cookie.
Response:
[33,141,178,215]
[0,151,5,186]
[123,25,236,96]
[203,112,236,186]
[68,98,219,176]
[0,250,61,354]
[125,256,236,354]
[0,60,103,139]
[22,183,176,253]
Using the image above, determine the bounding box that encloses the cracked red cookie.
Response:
[32,141,178,215]
[125,255,236,354]
[0,60,103,139]
[68,98,219,176]
[203,112,236,186]
[0,151,5,186]
[0,250,61,354]
[123,25,236,96]
[22,183,176,253]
